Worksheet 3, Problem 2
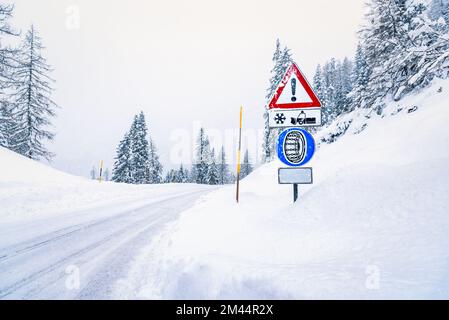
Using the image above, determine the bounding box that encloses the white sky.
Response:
[10,0,365,176]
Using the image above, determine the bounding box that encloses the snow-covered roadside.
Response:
[0,146,214,248]
[125,80,449,299]
[0,147,201,225]
[0,148,216,299]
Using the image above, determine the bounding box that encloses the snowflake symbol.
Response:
[274,113,286,124]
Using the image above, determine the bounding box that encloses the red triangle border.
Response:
[268,62,321,109]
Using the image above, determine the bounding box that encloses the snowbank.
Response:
[129,80,449,299]
[0,146,206,228]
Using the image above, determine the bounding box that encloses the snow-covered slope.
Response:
[0,148,213,299]
[0,146,208,228]
[126,80,449,299]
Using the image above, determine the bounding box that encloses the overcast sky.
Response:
[11,0,365,177]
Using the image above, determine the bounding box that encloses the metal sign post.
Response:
[293,184,298,203]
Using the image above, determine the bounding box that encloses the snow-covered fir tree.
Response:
[312,65,325,103]
[192,127,211,184]
[0,4,18,94]
[322,59,337,122]
[340,57,354,113]
[317,0,449,143]
[146,136,163,184]
[0,101,13,147]
[350,43,371,109]
[9,25,58,160]
[262,39,293,163]
[164,164,190,184]
[104,168,110,181]
[206,147,219,185]
[240,150,253,179]
[90,166,96,180]
[217,146,231,185]
[312,57,355,125]
[0,4,18,144]
[428,0,449,26]
[128,112,150,184]
[112,113,162,185]
[266,39,283,100]
[360,0,449,108]
[112,131,132,183]
[164,169,177,183]
[178,164,190,183]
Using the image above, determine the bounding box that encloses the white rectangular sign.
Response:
[278,168,313,184]
[269,108,322,128]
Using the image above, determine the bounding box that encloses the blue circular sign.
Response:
[277,128,315,167]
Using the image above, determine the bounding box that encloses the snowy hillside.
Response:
[0,147,208,225]
[123,79,449,299]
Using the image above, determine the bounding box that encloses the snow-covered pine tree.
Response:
[164,169,176,183]
[321,59,337,122]
[171,164,188,183]
[168,165,189,183]
[429,0,449,26]
[394,1,449,96]
[0,5,17,149]
[146,136,163,184]
[9,25,58,160]
[0,101,13,147]
[240,149,253,179]
[207,147,219,185]
[262,39,293,163]
[218,146,230,185]
[332,60,346,118]
[313,64,326,107]
[90,166,96,180]
[178,164,190,183]
[266,39,283,100]
[0,4,18,94]
[360,0,449,109]
[340,57,354,113]
[310,64,325,132]
[112,131,132,183]
[104,168,110,181]
[192,127,210,184]
[128,112,150,184]
[261,111,271,163]
[350,43,371,109]
[262,40,281,164]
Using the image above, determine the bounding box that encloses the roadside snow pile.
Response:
[129,79,449,299]
[0,147,203,225]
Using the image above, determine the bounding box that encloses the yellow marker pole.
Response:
[236,106,243,203]
[99,160,104,183]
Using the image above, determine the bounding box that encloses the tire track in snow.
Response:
[0,190,207,299]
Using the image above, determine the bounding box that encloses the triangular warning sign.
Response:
[268,62,321,109]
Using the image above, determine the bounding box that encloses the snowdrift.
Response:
[0,147,205,226]
[129,79,449,299]
[0,147,81,184]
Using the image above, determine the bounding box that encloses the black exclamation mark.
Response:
[291,78,297,102]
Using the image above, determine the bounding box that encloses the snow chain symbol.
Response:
[274,113,286,125]
[284,130,306,164]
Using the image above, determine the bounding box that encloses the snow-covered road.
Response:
[0,188,209,299]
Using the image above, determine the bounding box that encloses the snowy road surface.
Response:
[0,188,210,299]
